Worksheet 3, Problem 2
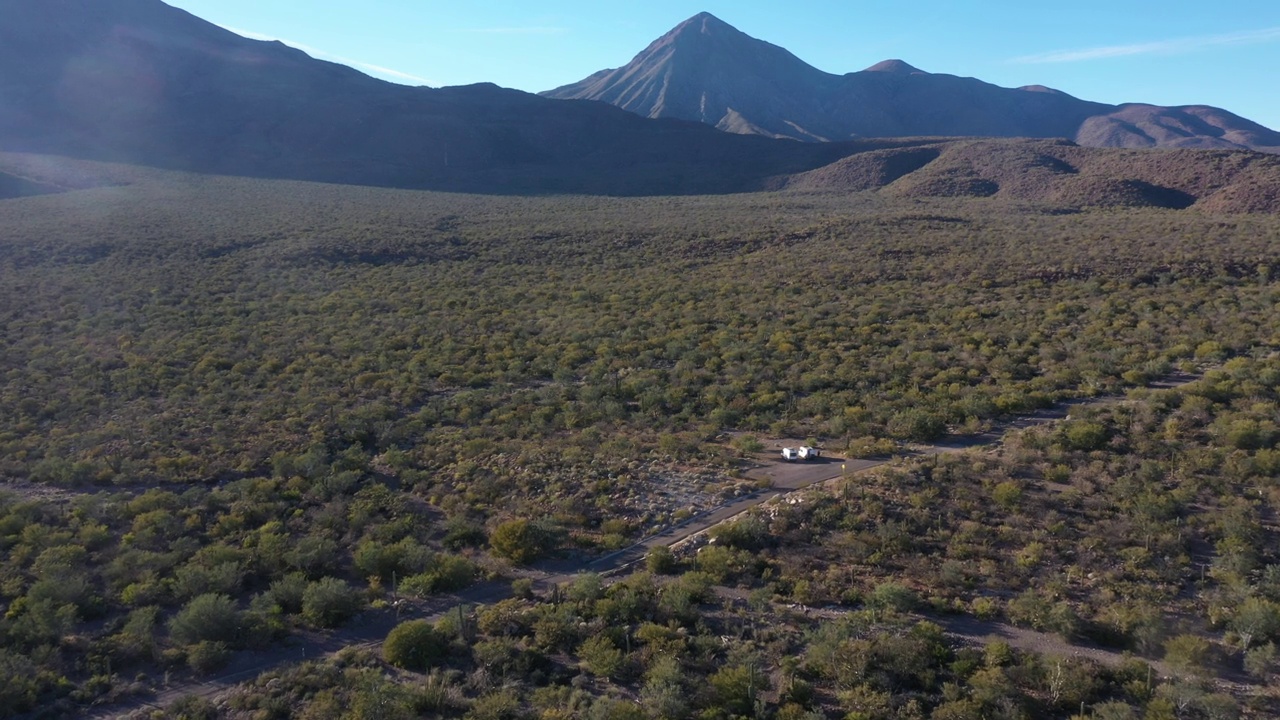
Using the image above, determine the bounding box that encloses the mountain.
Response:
[0,0,870,195]
[544,13,1280,153]
[4,2,1279,204]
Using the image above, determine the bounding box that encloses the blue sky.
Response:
[165,0,1280,130]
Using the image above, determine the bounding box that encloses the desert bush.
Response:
[301,578,362,628]
[187,640,231,674]
[170,594,243,646]
[383,620,448,672]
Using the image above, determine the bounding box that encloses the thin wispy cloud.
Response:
[1012,26,1280,64]
[462,26,568,36]
[222,25,435,85]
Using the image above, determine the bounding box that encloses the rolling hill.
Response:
[779,138,1280,213]
[544,12,1280,153]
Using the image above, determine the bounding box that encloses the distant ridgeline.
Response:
[545,12,1280,153]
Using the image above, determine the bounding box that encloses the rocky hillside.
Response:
[780,138,1280,213]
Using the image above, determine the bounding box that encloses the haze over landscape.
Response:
[3,2,1280,719]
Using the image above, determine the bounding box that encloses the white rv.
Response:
[782,446,820,462]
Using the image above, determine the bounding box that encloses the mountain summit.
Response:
[546,12,837,139]
[863,59,926,74]
[544,14,1280,151]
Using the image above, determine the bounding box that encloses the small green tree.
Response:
[489,519,551,565]
[170,593,243,646]
[384,620,448,672]
[578,635,624,679]
[111,606,160,662]
[262,573,309,614]
[1163,634,1212,676]
[1229,597,1280,651]
[0,649,39,714]
[1197,693,1240,720]
[991,481,1023,510]
[567,573,604,603]
[465,689,522,720]
[708,664,765,717]
[887,409,947,441]
[301,577,362,628]
[583,698,646,720]
[1064,421,1107,451]
[867,581,918,613]
[640,655,687,719]
[167,696,219,720]
[186,640,231,674]
[429,554,477,592]
[645,545,677,575]
[1155,680,1205,719]
[1244,642,1276,679]
[286,534,342,578]
[694,545,741,583]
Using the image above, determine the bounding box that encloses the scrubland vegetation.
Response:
[191,358,1280,720]
[1,166,1280,717]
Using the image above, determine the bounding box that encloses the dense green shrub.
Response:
[263,573,309,614]
[489,519,553,565]
[186,640,231,674]
[383,620,447,672]
[301,578,362,628]
[646,545,677,575]
[170,594,243,646]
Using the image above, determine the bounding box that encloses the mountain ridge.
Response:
[543,12,1280,153]
[0,0,868,196]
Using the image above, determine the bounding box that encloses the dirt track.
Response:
[933,614,1169,674]
[708,586,1186,685]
